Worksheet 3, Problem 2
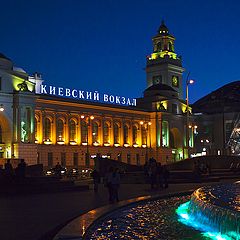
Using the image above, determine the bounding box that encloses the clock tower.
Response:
[146,21,184,98]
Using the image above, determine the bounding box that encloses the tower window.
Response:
[172,104,178,114]
[157,42,162,51]
[152,75,162,85]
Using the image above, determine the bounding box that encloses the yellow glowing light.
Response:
[140,121,144,125]
[148,122,152,126]
[57,140,65,145]
[114,143,120,147]
[124,143,129,147]
[90,115,94,120]
[142,144,147,148]
[82,142,87,146]
[44,139,52,145]
[149,51,177,60]
[93,142,100,146]
[133,143,139,148]
[81,115,85,119]
[69,141,77,145]
[104,143,110,146]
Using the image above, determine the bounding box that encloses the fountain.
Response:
[176,182,240,240]
[82,182,240,239]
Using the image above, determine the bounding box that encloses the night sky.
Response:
[1,0,240,104]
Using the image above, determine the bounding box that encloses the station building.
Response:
[0,22,200,169]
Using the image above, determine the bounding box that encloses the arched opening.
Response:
[114,122,120,144]
[132,125,138,144]
[170,128,182,162]
[56,119,64,141]
[103,121,110,144]
[44,117,52,141]
[81,121,88,143]
[157,42,162,51]
[170,128,182,148]
[123,124,129,144]
[69,119,76,142]
[141,126,147,145]
[92,122,99,144]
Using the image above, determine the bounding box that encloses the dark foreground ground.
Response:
[0,179,238,240]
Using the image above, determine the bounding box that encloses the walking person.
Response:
[91,168,101,193]
[111,168,121,203]
[16,159,27,181]
[148,158,157,189]
[162,165,170,188]
[156,162,163,189]
[4,159,14,182]
[104,167,114,203]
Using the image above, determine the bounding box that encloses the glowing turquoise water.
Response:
[176,183,240,240]
[85,195,209,239]
[84,183,240,239]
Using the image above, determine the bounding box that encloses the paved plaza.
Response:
[0,179,237,240]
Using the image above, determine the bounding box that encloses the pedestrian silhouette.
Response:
[91,169,101,193]
[16,159,27,180]
[111,168,121,202]
[4,159,14,182]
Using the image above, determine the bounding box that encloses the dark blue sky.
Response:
[1,0,240,103]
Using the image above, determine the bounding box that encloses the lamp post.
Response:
[186,74,194,158]
[81,114,94,167]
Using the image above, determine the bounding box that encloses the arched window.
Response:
[142,126,147,145]
[81,121,87,143]
[132,125,138,144]
[114,123,120,144]
[103,122,110,143]
[92,122,99,143]
[57,119,64,141]
[44,118,51,141]
[157,42,162,51]
[69,120,76,142]
[123,125,129,144]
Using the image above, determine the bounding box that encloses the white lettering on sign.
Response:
[37,84,136,107]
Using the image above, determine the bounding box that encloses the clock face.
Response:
[172,76,179,87]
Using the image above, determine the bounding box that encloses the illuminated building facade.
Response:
[0,22,197,168]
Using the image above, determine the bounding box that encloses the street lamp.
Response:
[81,114,94,167]
[186,73,195,158]
[0,104,4,112]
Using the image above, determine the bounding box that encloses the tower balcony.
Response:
[146,55,182,67]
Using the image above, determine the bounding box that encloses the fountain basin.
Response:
[176,182,240,240]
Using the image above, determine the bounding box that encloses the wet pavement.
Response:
[0,179,237,240]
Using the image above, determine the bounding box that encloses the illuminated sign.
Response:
[35,83,137,106]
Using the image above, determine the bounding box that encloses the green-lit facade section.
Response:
[12,76,35,92]
[162,121,169,147]
[189,128,193,148]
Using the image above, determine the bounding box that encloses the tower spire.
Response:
[146,22,184,98]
